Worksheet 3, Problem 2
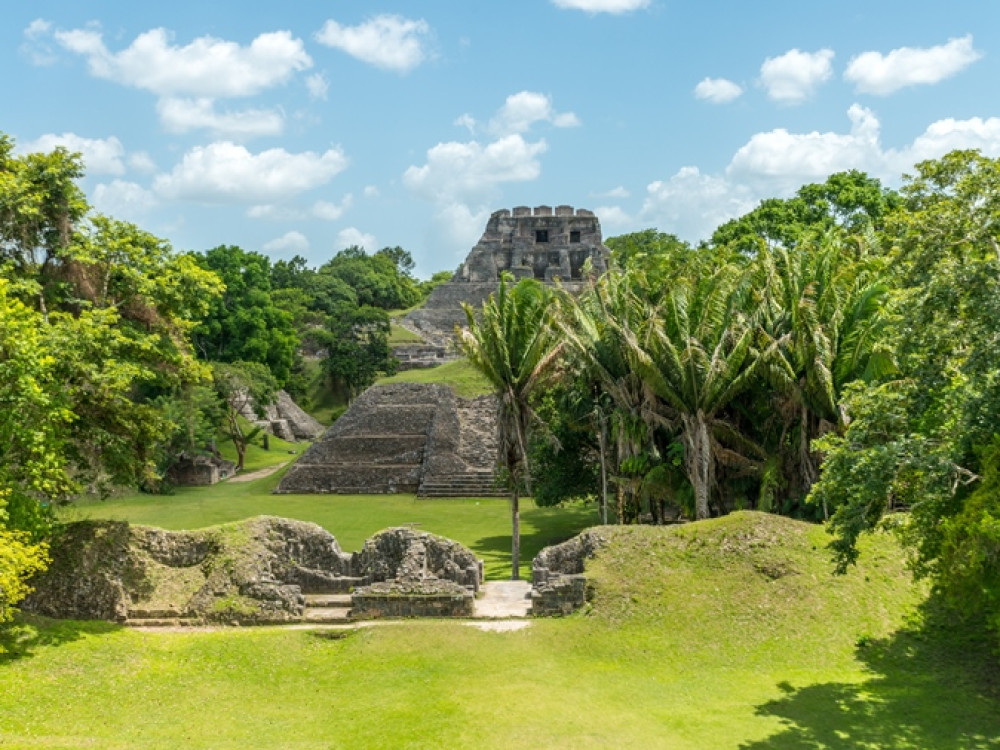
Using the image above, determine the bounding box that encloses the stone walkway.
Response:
[473,580,532,618]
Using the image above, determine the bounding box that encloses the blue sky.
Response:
[5,1,1000,277]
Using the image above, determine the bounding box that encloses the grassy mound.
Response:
[377,358,492,398]
[3,512,997,749]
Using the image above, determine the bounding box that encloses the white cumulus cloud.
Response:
[694,77,743,104]
[901,116,1000,166]
[640,167,756,242]
[403,134,548,202]
[551,0,650,13]
[630,106,1000,244]
[54,27,311,98]
[262,230,309,254]
[157,98,284,138]
[128,151,157,174]
[154,142,348,203]
[845,35,981,96]
[315,15,430,73]
[488,91,580,135]
[21,18,56,65]
[306,73,329,100]
[92,180,157,221]
[728,104,882,187]
[248,194,352,221]
[337,227,376,252]
[760,48,834,104]
[20,132,126,175]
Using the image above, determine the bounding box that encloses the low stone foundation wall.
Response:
[530,575,588,616]
[530,530,609,616]
[351,579,474,618]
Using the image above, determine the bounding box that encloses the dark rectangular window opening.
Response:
[535,229,549,243]
[570,230,581,243]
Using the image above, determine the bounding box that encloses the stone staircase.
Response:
[302,593,353,623]
[419,471,506,498]
[126,607,202,628]
[300,573,363,622]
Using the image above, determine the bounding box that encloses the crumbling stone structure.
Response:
[274,383,502,497]
[530,530,609,616]
[166,453,237,486]
[402,205,611,348]
[351,527,482,618]
[237,388,326,442]
[25,517,484,625]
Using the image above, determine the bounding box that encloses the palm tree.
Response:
[560,269,659,523]
[759,229,892,508]
[458,274,563,579]
[631,266,763,520]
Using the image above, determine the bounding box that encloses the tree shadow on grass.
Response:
[741,597,1000,749]
[0,614,121,664]
[469,502,600,576]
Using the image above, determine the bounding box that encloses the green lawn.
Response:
[377,357,493,398]
[388,322,425,344]
[64,465,596,581]
[3,513,998,749]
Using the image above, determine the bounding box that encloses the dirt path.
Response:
[227,462,288,483]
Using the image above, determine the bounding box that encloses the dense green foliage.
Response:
[268,247,424,399]
[0,135,222,520]
[191,246,298,386]
[808,151,1000,643]
[0,134,223,614]
[520,159,999,651]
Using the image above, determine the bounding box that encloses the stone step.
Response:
[304,593,352,608]
[128,607,186,619]
[126,617,203,627]
[303,607,354,622]
[300,575,365,595]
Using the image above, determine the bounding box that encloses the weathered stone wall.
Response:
[455,205,609,284]
[236,389,324,442]
[352,527,482,592]
[25,517,485,624]
[530,530,609,616]
[166,454,237,486]
[24,517,353,624]
[351,580,474,619]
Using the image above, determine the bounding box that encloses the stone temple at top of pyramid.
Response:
[456,204,610,283]
[401,205,611,350]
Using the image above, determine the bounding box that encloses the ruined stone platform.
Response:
[274,383,501,496]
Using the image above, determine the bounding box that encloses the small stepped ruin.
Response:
[274,383,504,497]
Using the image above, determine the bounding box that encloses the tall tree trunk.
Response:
[683,411,713,520]
[799,404,824,516]
[511,486,520,580]
[597,414,608,525]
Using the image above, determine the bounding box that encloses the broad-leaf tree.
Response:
[211,361,278,471]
